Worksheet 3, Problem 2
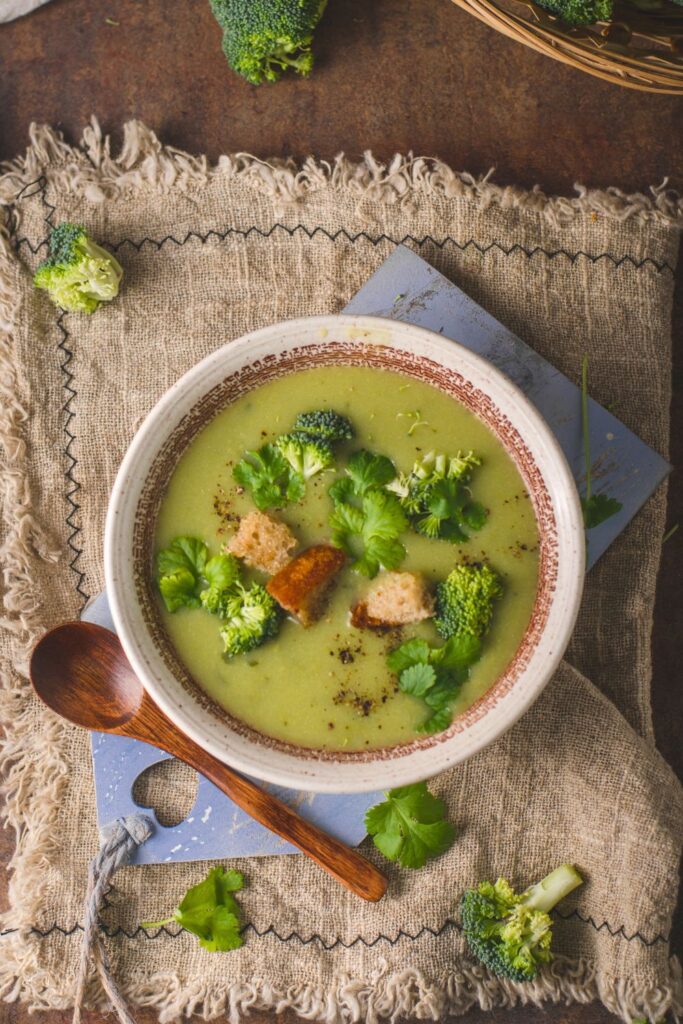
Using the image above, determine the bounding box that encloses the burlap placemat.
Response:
[1,120,682,1023]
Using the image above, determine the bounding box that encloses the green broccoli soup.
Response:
[153,365,539,752]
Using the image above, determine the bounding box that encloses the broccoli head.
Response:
[294,410,354,443]
[461,864,583,981]
[534,0,612,25]
[388,450,486,542]
[219,583,281,656]
[275,432,334,480]
[33,222,123,313]
[434,562,503,641]
[209,0,328,85]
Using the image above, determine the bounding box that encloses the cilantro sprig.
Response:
[142,866,245,952]
[233,443,306,511]
[580,356,622,530]
[156,538,239,615]
[365,782,456,869]
[387,635,481,733]
[329,450,407,577]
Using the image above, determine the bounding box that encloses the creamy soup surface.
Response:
[154,365,540,751]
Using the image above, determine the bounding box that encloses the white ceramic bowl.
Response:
[105,314,584,793]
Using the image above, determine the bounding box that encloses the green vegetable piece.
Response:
[200,553,241,614]
[294,410,354,442]
[387,631,482,735]
[579,355,622,530]
[461,864,583,981]
[156,537,209,612]
[434,562,503,641]
[398,662,436,698]
[233,443,305,510]
[365,782,456,869]
[330,487,407,578]
[275,432,334,480]
[142,866,244,952]
[388,449,487,543]
[219,583,281,656]
[533,0,611,26]
[345,450,398,496]
[33,222,123,313]
[209,0,329,85]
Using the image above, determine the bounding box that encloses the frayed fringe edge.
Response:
[0,118,681,228]
[0,954,681,1024]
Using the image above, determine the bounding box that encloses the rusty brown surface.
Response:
[0,1,681,1023]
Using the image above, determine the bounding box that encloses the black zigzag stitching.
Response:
[0,912,669,948]
[8,176,675,274]
[56,310,90,606]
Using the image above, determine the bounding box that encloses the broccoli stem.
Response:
[522,863,583,914]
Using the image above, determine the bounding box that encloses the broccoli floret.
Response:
[33,223,123,313]
[275,432,334,480]
[461,864,583,981]
[209,0,328,85]
[534,0,611,25]
[293,410,354,443]
[434,562,503,640]
[219,583,281,657]
[388,450,485,542]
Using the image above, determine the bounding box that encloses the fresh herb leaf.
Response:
[142,866,244,952]
[330,485,407,578]
[233,443,305,510]
[582,492,623,529]
[156,537,209,612]
[345,449,398,496]
[365,782,456,869]
[158,568,202,613]
[200,553,241,614]
[386,637,431,674]
[580,356,622,530]
[398,663,436,697]
[387,633,481,734]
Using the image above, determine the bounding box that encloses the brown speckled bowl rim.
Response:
[132,340,558,763]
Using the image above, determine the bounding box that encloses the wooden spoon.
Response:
[30,621,387,903]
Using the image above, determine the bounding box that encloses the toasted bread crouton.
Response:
[228,510,297,575]
[267,544,345,626]
[352,572,434,629]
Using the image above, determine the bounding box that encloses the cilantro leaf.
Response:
[580,356,622,531]
[329,484,407,578]
[200,553,241,614]
[142,866,245,953]
[345,449,398,495]
[386,637,431,674]
[159,568,202,612]
[233,444,304,510]
[157,536,208,577]
[365,782,456,869]
[581,493,623,530]
[386,634,482,735]
[398,663,436,697]
[156,537,208,612]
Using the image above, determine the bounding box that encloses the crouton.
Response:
[266,544,345,627]
[227,510,297,575]
[351,572,434,629]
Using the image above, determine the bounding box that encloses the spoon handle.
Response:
[133,700,388,902]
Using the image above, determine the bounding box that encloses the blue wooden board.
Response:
[88,245,670,864]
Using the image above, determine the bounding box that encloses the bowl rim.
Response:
[104,313,585,793]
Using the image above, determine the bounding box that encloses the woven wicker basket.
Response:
[450,0,683,92]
